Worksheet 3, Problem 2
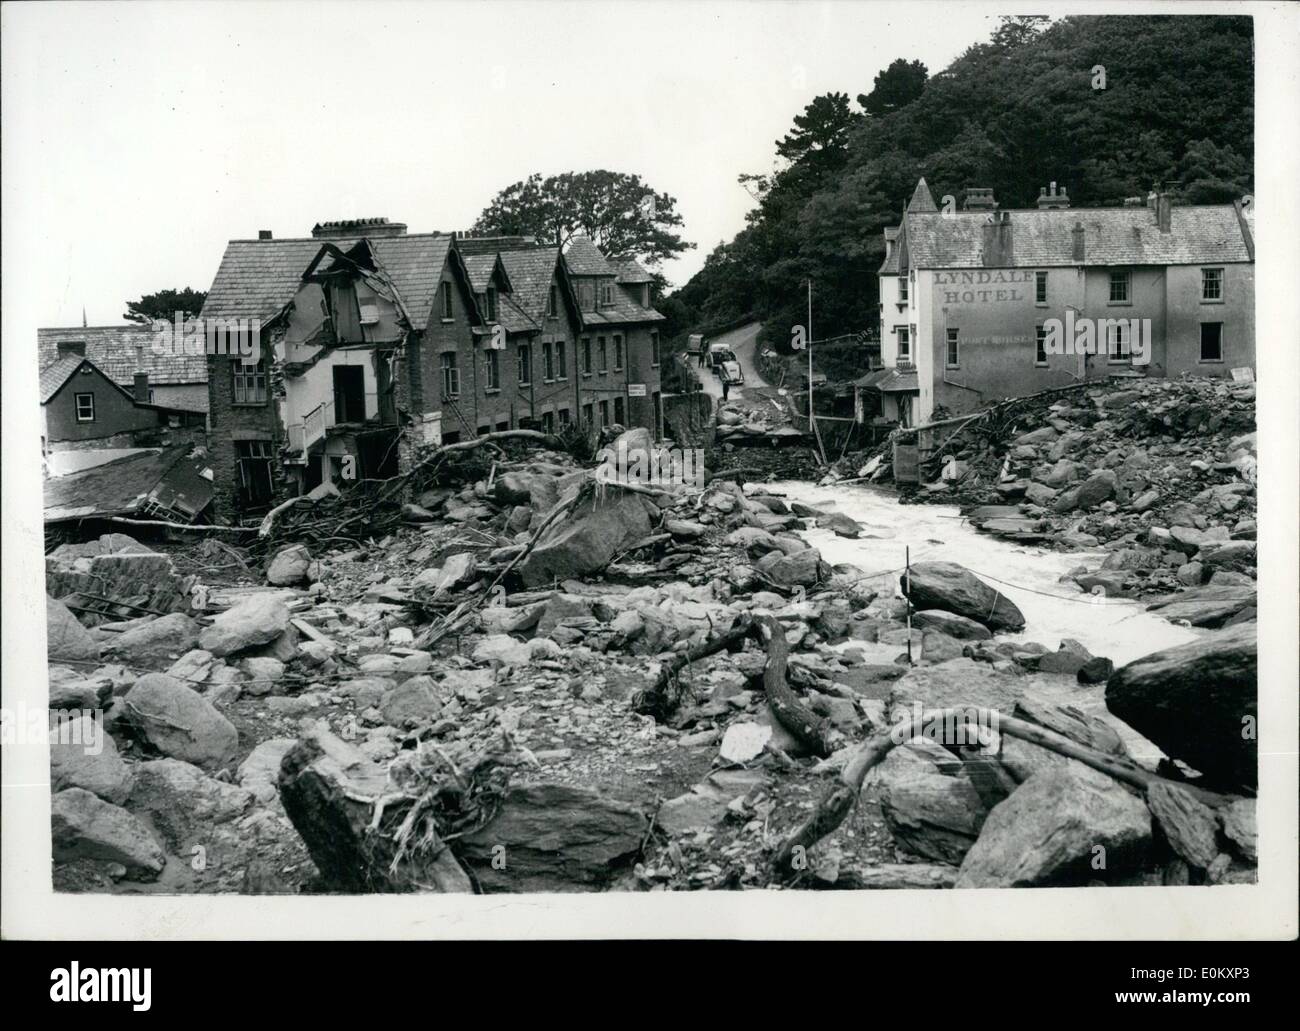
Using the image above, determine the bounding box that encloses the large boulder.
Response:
[869,745,987,864]
[105,613,200,665]
[46,595,100,662]
[127,758,255,851]
[519,489,653,587]
[1105,623,1256,788]
[457,783,648,891]
[122,673,239,771]
[266,544,313,586]
[911,610,992,641]
[756,547,822,588]
[198,593,291,657]
[49,714,133,804]
[51,788,165,880]
[901,562,1025,631]
[955,765,1152,887]
[236,738,298,802]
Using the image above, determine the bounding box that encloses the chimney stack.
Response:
[258,229,273,240]
[1155,193,1172,233]
[133,372,150,403]
[963,188,998,211]
[1037,182,1070,209]
[1071,221,1086,262]
[982,210,1014,266]
[312,218,408,239]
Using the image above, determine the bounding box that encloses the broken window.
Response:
[235,440,274,507]
[517,343,532,386]
[1200,322,1224,362]
[1107,321,1131,360]
[614,396,625,425]
[74,392,95,422]
[558,407,571,426]
[440,352,460,397]
[332,365,366,423]
[541,411,554,434]
[232,359,268,405]
[582,402,593,425]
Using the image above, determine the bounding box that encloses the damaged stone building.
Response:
[876,178,1256,426]
[201,219,664,515]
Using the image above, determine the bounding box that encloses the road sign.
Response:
[627,383,647,397]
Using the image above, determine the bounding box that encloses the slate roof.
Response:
[38,326,208,386]
[907,177,939,213]
[203,233,454,330]
[902,205,1254,269]
[40,356,95,403]
[858,367,919,392]
[608,256,654,283]
[578,288,665,326]
[499,248,561,320]
[563,236,613,275]
[44,447,213,522]
[463,254,498,293]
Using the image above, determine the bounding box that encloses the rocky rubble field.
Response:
[833,377,1258,626]
[43,420,1257,894]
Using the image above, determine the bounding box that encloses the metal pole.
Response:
[905,545,914,666]
[807,279,815,441]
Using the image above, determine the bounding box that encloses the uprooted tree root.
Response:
[633,613,845,759]
[771,707,1243,881]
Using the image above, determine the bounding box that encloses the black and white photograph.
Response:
[2,0,1297,956]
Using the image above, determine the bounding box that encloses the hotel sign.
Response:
[933,269,1032,304]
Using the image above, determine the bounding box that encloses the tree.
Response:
[1177,139,1252,204]
[858,59,928,116]
[775,92,857,170]
[123,287,207,324]
[474,170,693,268]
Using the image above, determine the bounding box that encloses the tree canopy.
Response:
[473,170,693,269]
[123,287,207,324]
[662,14,1254,359]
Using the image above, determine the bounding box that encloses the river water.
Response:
[766,480,1199,668]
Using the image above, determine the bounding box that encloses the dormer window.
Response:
[600,282,615,307]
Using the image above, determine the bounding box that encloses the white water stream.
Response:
[767,480,1199,668]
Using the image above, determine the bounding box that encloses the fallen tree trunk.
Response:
[104,516,256,535]
[773,707,1241,879]
[633,613,843,759]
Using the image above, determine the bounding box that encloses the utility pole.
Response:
[807,279,827,464]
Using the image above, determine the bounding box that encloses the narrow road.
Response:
[696,321,763,401]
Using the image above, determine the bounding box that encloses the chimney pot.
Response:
[258,229,273,240]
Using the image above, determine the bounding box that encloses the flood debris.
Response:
[44,418,1257,895]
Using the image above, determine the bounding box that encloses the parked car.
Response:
[708,344,744,385]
